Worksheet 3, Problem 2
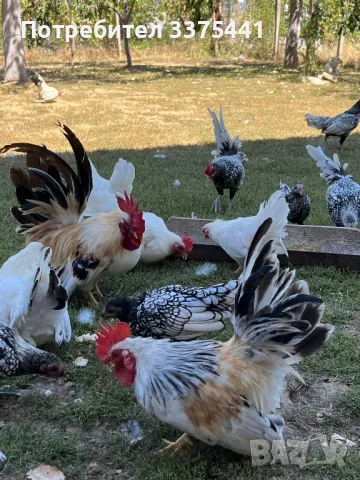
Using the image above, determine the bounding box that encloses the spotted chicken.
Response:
[101,279,238,340]
[96,216,334,456]
[0,323,64,397]
[203,190,288,268]
[306,145,360,227]
[305,100,360,148]
[205,106,247,213]
[280,182,311,225]
[0,242,71,347]
[0,124,145,305]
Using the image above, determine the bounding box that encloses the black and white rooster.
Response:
[305,100,360,148]
[101,279,239,340]
[306,145,360,227]
[205,106,247,213]
[280,181,311,225]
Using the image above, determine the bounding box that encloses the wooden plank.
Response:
[166,217,360,270]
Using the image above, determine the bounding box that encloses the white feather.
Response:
[76,308,95,325]
[195,263,217,276]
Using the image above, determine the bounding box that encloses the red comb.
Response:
[181,235,194,253]
[204,164,212,176]
[117,192,135,214]
[96,321,131,363]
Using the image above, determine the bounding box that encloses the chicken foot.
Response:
[211,195,222,214]
[158,433,193,454]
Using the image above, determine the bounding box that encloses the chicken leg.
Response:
[93,283,104,298]
[158,433,193,454]
[87,292,99,306]
[211,195,221,214]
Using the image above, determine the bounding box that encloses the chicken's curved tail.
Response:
[254,190,289,257]
[305,113,330,130]
[1,123,92,233]
[110,158,135,197]
[306,145,348,183]
[233,217,334,366]
[208,105,242,156]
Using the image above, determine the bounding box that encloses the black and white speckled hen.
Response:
[0,323,64,397]
[205,106,247,213]
[306,145,360,227]
[280,182,311,225]
[305,100,360,148]
[101,279,239,340]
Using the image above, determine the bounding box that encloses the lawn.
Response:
[0,58,360,479]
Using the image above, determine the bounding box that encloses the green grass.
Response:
[1,59,360,479]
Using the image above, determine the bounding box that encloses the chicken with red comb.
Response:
[1,123,145,305]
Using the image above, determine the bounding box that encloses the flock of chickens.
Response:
[0,92,358,457]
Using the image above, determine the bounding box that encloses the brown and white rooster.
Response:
[0,124,145,305]
[30,72,61,103]
[96,215,334,456]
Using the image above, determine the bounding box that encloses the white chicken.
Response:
[203,190,289,266]
[30,72,61,103]
[0,242,71,347]
[84,158,194,262]
[83,158,135,217]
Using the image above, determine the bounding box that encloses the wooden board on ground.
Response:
[166,217,360,270]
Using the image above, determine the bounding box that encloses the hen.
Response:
[306,145,360,227]
[280,181,311,225]
[0,323,64,397]
[30,72,61,103]
[0,242,71,347]
[83,158,193,262]
[101,279,238,340]
[305,100,360,147]
[202,190,288,267]
[141,213,193,262]
[96,216,334,456]
[0,124,145,305]
[205,106,247,213]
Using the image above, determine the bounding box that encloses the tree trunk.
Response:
[2,0,28,83]
[123,33,132,67]
[210,0,221,57]
[284,0,302,69]
[274,0,281,58]
[114,0,122,57]
[65,0,76,64]
[337,31,344,58]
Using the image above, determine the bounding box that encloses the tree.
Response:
[274,0,281,58]
[284,0,302,69]
[2,0,28,83]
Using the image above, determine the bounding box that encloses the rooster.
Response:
[30,72,61,103]
[280,182,311,225]
[101,279,238,340]
[0,323,64,397]
[306,145,360,227]
[96,215,334,456]
[0,242,71,347]
[305,100,360,148]
[0,124,145,305]
[202,190,288,267]
[205,106,247,213]
[83,158,194,262]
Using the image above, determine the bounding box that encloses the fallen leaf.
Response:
[26,465,65,480]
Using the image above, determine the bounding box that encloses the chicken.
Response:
[0,242,71,347]
[0,323,64,397]
[305,100,360,148]
[0,123,145,305]
[30,72,61,103]
[306,145,360,227]
[96,216,334,456]
[83,158,135,218]
[205,106,247,213]
[140,213,193,263]
[202,190,288,267]
[280,181,311,225]
[101,279,238,340]
[83,158,194,262]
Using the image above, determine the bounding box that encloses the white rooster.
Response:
[84,159,194,262]
[202,190,289,267]
[0,242,71,347]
